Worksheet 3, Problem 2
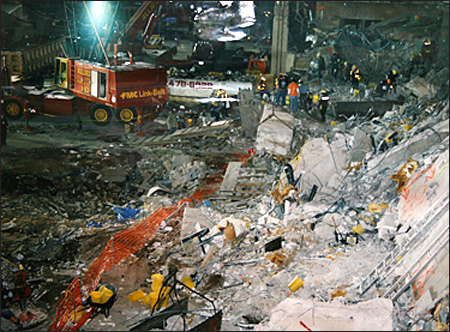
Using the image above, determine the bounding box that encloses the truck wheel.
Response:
[115,107,137,123]
[90,104,112,126]
[4,99,23,120]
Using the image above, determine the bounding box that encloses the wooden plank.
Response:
[220,162,242,192]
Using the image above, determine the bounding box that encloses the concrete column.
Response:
[271,1,289,76]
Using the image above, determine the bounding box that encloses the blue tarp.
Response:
[112,205,141,222]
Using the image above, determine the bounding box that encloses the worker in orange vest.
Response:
[287,78,299,114]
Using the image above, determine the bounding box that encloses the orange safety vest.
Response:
[287,82,299,97]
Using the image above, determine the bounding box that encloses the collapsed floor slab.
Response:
[254,297,394,331]
[255,104,295,156]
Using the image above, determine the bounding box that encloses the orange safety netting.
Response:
[48,152,252,331]
[48,277,87,331]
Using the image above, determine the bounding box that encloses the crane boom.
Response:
[123,1,163,43]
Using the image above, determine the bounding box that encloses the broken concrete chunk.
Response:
[376,210,399,241]
[255,104,295,156]
[254,297,394,331]
[313,222,336,244]
[291,135,348,195]
[348,127,372,163]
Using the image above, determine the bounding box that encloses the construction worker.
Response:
[1,282,23,330]
[330,50,342,80]
[287,78,299,114]
[176,105,187,128]
[318,90,329,123]
[1,114,8,146]
[167,108,178,134]
[275,73,288,106]
[349,65,362,97]
[217,89,229,119]
[387,69,399,95]
[257,76,270,102]
[298,79,309,111]
[420,38,438,63]
[343,61,353,82]
[374,78,390,98]
[210,89,228,121]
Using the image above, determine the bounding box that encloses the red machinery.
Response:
[1,1,169,127]
[2,58,169,126]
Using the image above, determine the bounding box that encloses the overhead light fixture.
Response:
[91,1,105,23]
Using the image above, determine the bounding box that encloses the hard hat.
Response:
[321,89,327,94]
[298,79,303,83]
[261,77,266,81]
[180,105,185,110]
[344,61,348,65]
[393,70,397,75]
[352,65,357,69]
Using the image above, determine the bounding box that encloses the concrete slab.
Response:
[287,134,348,194]
[254,297,394,331]
[255,104,295,156]
[220,162,243,191]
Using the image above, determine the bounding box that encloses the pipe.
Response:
[114,44,118,66]
[128,51,133,65]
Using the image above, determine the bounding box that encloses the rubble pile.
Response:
[1,11,449,331]
[135,102,447,331]
[294,10,448,99]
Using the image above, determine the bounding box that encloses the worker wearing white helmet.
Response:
[318,89,329,123]
[257,76,270,102]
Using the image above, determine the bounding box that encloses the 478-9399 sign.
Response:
[168,79,214,89]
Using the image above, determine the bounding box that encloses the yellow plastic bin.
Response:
[149,292,159,310]
[90,291,102,304]
[352,224,364,235]
[288,276,304,292]
[152,273,164,293]
[142,294,151,306]
[128,289,145,302]
[100,286,114,304]
[182,276,195,291]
